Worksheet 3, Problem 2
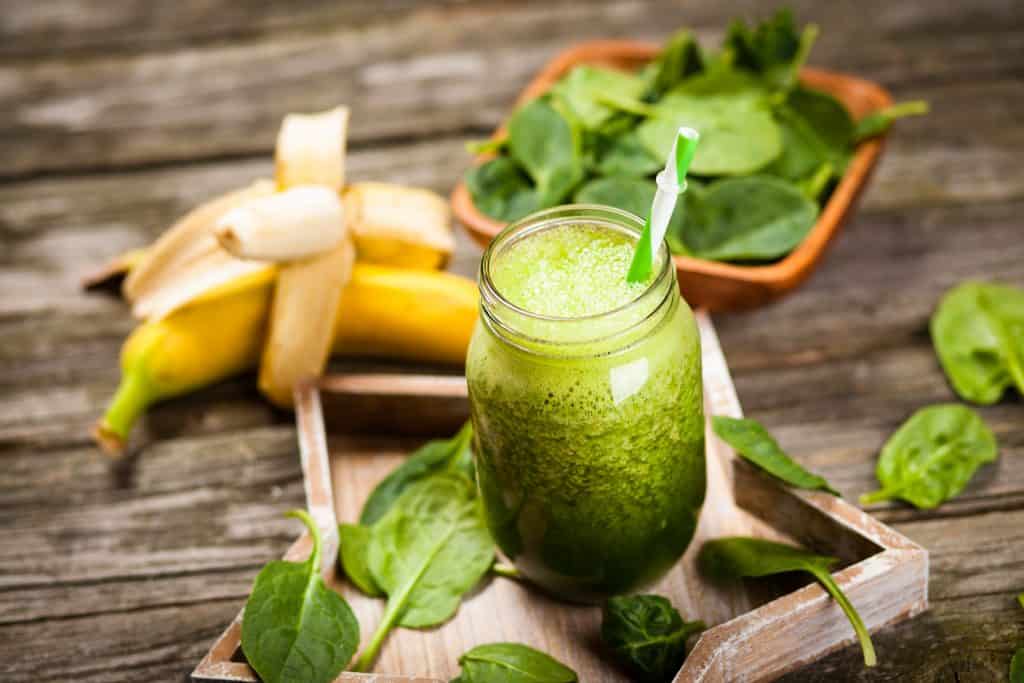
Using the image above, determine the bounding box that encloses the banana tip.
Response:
[91,421,127,458]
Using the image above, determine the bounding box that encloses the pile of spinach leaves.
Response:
[464,9,926,264]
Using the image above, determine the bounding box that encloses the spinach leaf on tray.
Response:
[464,157,538,223]
[712,416,840,495]
[354,473,494,671]
[552,65,647,131]
[724,8,818,91]
[930,281,1024,405]
[602,595,705,682]
[860,404,998,509]
[338,523,382,597]
[854,101,929,142]
[643,29,704,98]
[241,510,360,683]
[699,536,876,667]
[360,421,474,525]
[454,642,578,683]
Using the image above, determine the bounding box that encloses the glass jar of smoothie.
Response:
[466,204,705,603]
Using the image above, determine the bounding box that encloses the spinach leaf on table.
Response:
[860,404,998,509]
[338,523,382,597]
[1013,649,1024,683]
[680,175,817,261]
[508,98,584,208]
[241,510,360,683]
[465,157,538,223]
[602,595,705,682]
[853,101,929,142]
[637,91,782,176]
[454,642,578,683]
[552,65,647,130]
[360,420,474,525]
[699,537,876,667]
[930,281,1024,404]
[712,416,840,495]
[724,8,818,91]
[354,473,494,671]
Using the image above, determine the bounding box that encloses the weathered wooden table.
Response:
[1,1,1021,681]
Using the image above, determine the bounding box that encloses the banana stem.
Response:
[93,372,152,456]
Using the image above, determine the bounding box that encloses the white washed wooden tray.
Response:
[193,311,928,682]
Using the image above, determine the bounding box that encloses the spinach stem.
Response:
[812,568,877,667]
[859,487,898,505]
[491,562,522,580]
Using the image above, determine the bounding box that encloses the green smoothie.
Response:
[466,209,705,602]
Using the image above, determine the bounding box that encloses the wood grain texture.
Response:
[1,0,1023,681]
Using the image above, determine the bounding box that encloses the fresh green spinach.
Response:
[360,421,474,525]
[1012,649,1024,683]
[712,416,840,495]
[860,404,998,509]
[644,29,704,98]
[699,537,876,667]
[853,101,929,142]
[724,8,818,90]
[508,98,584,208]
[596,131,663,178]
[552,65,647,130]
[241,510,360,683]
[601,595,705,682]
[680,175,817,261]
[575,176,700,253]
[637,91,782,176]
[338,523,382,597]
[464,157,538,223]
[354,473,494,671]
[454,642,578,683]
[930,281,1024,404]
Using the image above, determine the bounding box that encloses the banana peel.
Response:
[93,263,478,456]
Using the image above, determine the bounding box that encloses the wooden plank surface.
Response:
[0,0,1022,681]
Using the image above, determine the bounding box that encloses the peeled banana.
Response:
[93,264,478,455]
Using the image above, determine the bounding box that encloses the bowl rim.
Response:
[450,39,893,288]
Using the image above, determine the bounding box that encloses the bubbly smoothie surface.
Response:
[491,224,656,317]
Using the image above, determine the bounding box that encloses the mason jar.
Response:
[466,205,705,603]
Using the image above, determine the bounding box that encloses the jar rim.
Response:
[479,204,673,325]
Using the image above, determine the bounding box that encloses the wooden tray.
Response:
[193,312,927,682]
[450,41,893,312]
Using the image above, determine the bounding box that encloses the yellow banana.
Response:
[93,264,478,455]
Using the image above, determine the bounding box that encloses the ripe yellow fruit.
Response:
[94,265,478,455]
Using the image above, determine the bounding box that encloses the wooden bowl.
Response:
[451,41,893,312]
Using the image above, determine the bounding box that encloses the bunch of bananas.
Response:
[92,106,478,456]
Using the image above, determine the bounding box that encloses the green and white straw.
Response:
[626,127,700,283]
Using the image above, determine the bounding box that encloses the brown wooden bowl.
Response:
[451,40,893,312]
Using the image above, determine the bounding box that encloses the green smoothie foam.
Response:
[467,219,705,602]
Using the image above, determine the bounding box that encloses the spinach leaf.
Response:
[853,101,929,142]
[508,98,584,208]
[930,281,1024,404]
[681,175,817,261]
[552,65,647,130]
[767,104,837,182]
[796,162,835,201]
[360,421,474,525]
[1019,593,1024,609]
[644,29,704,98]
[637,92,782,176]
[466,137,508,156]
[786,87,855,151]
[456,642,577,683]
[354,473,494,671]
[724,9,818,91]
[601,595,705,682]
[712,416,840,495]
[241,510,360,683]
[860,404,998,509]
[465,157,538,223]
[574,176,701,254]
[699,537,876,667]
[338,523,382,597]
[596,131,662,178]
[1013,649,1024,683]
